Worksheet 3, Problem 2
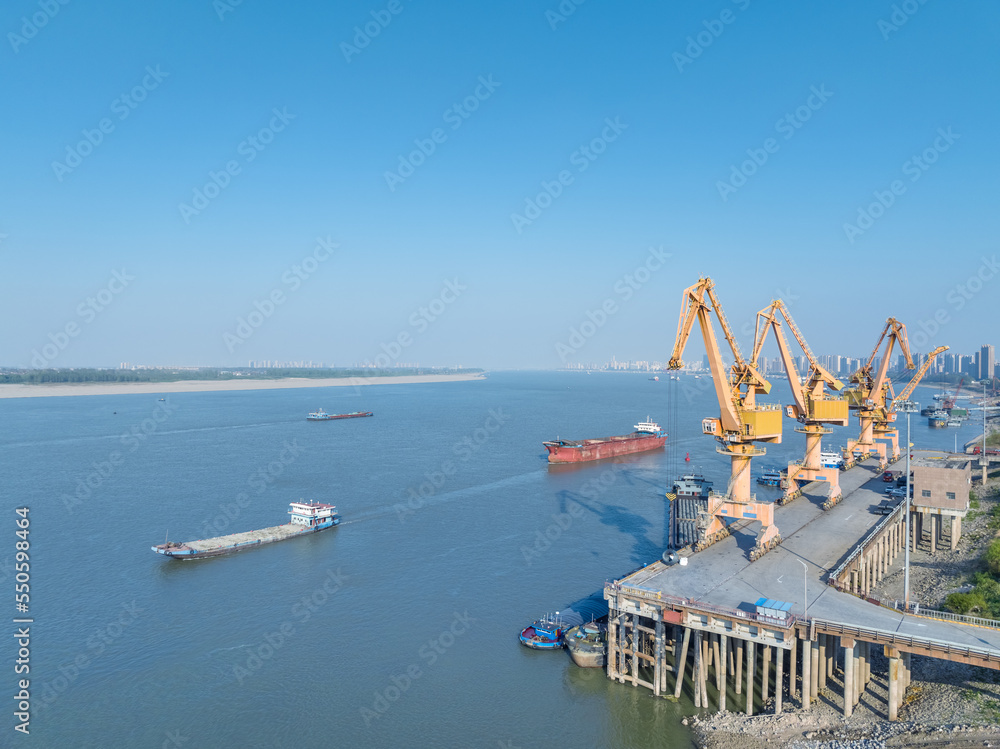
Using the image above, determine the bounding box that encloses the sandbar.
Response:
[0,373,486,399]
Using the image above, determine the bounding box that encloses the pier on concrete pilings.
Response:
[603,587,1000,721]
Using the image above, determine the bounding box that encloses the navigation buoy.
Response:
[685,452,690,462]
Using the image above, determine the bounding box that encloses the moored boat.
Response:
[928,410,948,428]
[519,614,567,650]
[756,468,783,486]
[565,618,608,668]
[819,452,845,470]
[152,501,339,559]
[543,418,666,463]
[518,591,609,651]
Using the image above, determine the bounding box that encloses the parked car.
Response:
[887,487,909,499]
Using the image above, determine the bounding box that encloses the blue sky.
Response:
[2,0,998,369]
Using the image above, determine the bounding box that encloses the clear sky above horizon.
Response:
[2,0,998,370]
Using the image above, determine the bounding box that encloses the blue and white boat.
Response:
[152,501,340,560]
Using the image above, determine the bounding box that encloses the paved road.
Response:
[624,460,1000,653]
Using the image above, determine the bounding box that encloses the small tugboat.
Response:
[519,613,567,650]
[565,618,608,668]
[151,501,339,560]
[756,468,783,487]
[307,409,373,421]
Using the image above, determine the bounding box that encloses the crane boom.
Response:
[845,317,914,469]
[668,278,783,562]
[891,346,949,405]
[753,300,849,507]
[668,278,770,434]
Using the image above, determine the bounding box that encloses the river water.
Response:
[2,371,975,748]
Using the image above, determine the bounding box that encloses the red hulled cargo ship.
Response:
[543,418,666,463]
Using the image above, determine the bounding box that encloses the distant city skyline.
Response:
[561,345,1000,381]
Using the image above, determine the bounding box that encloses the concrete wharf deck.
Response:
[604,458,1000,720]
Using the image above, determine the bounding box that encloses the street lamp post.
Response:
[898,399,919,610]
[798,559,808,620]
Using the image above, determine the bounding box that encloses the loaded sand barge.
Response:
[152,501,339,559]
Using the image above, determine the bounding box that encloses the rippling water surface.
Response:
[2,372,972,748]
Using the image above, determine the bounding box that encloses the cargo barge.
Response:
[565,618,608,668]
[543,418,666,463]
[152,501,339,559]
[308,409,373,421]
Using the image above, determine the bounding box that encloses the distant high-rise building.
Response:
[981,345,996,380]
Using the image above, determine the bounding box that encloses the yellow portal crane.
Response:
[752,300,849,509]
[876,345,949,459]
[843,318,913,470]
[668,278,783,560]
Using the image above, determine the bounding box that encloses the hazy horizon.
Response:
[3,2,998,370]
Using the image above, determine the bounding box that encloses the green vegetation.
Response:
[945,591,987,615]
[0,367,482,385]
[944,494,1000,620]
[985,540,1000,576]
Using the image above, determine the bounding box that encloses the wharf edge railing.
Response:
[823,497,1000,631]
[610,581,1000,652]
[810,616,1000,665]
[827,498,906,583]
